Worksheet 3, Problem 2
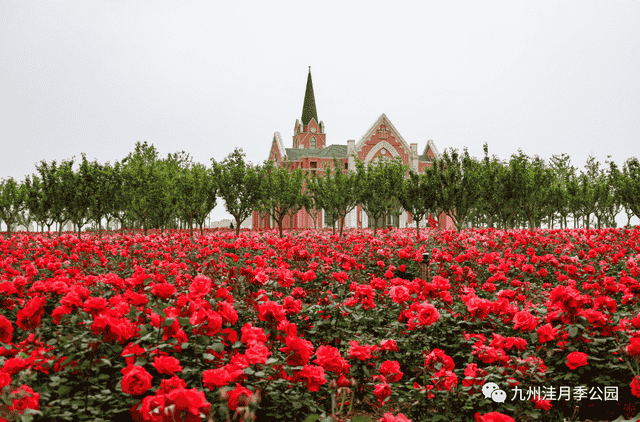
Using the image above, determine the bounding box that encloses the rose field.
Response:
[1,227,640,422]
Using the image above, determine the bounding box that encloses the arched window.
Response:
[310,137,316,149]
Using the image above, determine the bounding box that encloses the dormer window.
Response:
[310,137,316,149]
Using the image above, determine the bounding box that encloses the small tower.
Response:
[293,67,326,150]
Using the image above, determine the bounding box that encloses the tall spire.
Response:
[301,66,318,126]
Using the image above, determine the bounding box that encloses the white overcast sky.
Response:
[1,1,639,226]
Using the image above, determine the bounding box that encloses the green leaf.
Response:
[163,317,175,327]
[244,367,255,375]
[57,385,72,396]
[203,353,215,361]
[567,326,579,338]
[211,343,224,353]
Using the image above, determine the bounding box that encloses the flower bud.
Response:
[329,379,338,390]
[350,377,358,388]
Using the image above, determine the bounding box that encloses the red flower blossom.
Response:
[0,314,13,343]
[348,340,378,361]
[16,296,46,330]
[536,323,558,343]
[379,413,412,422]
[424,348,455,372]
[566,352,588,370]
[631,375,640,398]
[380,360,403,382]
[627,337,640,357]
[203,367,231,390]
[258,301,287,323]
[153,356,183,375]
[245,343,270,365]
[7,384,40,415]
[374,382,391,404]
[280,335,314,366]
[165,387,211,420]
[151,283,176,299]
[297,364,327,392]
[314,345,350,375]
[227,383,252,411]
[416,302,440,327]
[189,274,212,298]
[121,365,153,395]
[380,339,398,352]
[474,412,516,422]
[512,311,538,332]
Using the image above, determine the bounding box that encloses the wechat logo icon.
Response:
[483,382,507,403]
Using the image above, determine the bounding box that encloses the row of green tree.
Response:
[0,142,639,239]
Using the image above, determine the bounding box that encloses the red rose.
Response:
[474,412,516,422]
[532,398,552,411]
[314,345,350,375]
[189,274,212,298]
[348,340,377,361]
[536,323,558,343]
[626,337,640,357]
[374,382,391,402]
[566,352,588,370]
[380,339,398,352]
[240,323,267,346]
[2,357,29,375]
[631,375,640,398]
[258,301,286,323]
[121,343,146,366]
[424,349,455,372]
[0,314,13,343]
[121,365,153,395]
[512,311,538,332]
[245,344,270,365]
[8,385,40,414]
[16,296,46,330]
[297,365,327,392]
[0,371,11,388]
[203,367,230,390]
[153,356,183,375]
[151,283,176,299]
[416,302,440,327]
[227,383,252,411]
[82,296,109,316]
[165,387,211,420]
[379,412,412,422]
[159,375,187,394]
[280,335,314,366]
[380,360,403,382]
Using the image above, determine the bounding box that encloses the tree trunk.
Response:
[415,218,420,242]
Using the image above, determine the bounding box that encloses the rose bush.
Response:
[0,226,638,421]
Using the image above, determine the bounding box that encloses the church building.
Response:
[252,68,454,230]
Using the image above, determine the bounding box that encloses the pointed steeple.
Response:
[301,66,318,126]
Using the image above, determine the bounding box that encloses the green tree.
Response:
[213,148,263,237]
[609,157,640,222]
[58,155,94,239]
[121,142,163,236]
[174,159,218,241]
[23,174,54,234]
[397,166,438,241]
[307,158,360,237]
[431,148,480,231]
[0,177,26,238]
[36,159,70,235]
[355,156,406,235]
[259,161,309,237]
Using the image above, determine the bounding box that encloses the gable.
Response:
[268,132,287,162]
[354,113,413,164]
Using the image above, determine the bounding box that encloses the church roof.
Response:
[301,67,318,126]
[285,144,347,161]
